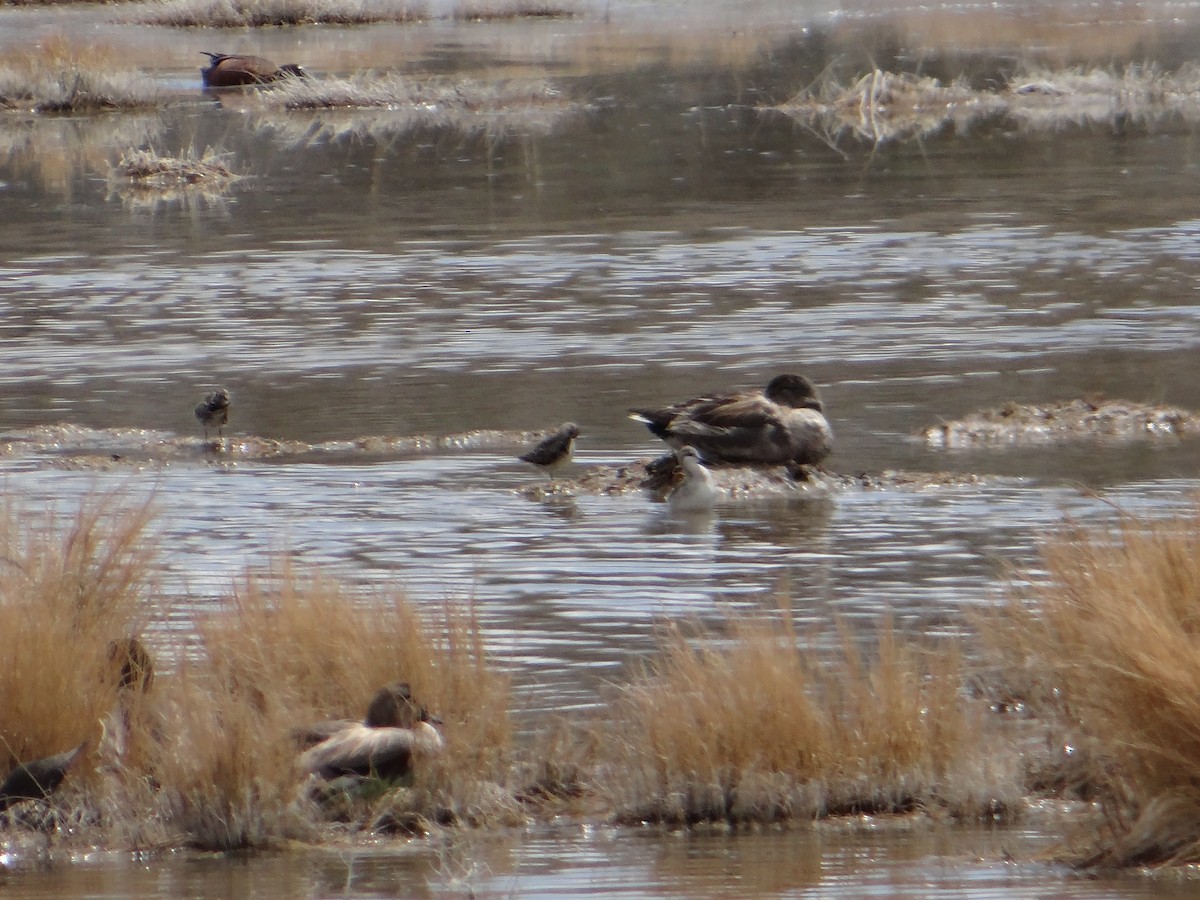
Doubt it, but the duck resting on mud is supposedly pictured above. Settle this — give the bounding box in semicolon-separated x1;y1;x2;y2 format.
200;52;307;88
629;373;833;466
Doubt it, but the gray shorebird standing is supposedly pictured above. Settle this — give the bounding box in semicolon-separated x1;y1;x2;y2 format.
629;373;833;466
519;422;580;477
200;52;307;88
667;446;720;512
194;388;230;442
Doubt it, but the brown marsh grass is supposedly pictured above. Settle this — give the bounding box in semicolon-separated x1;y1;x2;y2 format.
247;74;579;144
128;0;572;27
0;491;158;773
107;147;240;212
774;64;1200;152
598;612;1018;827
0;36;159;113
987;497;1200;867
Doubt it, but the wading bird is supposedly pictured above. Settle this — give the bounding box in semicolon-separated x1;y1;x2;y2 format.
667;446;720;512
519;422;580;477
194;388;230;442
630;373;832;466
200;52;307;88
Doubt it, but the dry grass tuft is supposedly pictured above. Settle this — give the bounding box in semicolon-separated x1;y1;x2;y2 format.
986;497;1200;867
107;147;240;212
0;36;159;113
598;612;1017;826
248;74;580;143
128;0;573;26
774;64;1200;152
130;0;428;27
0;492;158;773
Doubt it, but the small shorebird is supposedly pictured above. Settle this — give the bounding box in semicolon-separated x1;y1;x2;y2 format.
629;373;833;466
667;446;720;512
194;388;230;442
297;681;444;782
200;52;307;88
519;422;580;477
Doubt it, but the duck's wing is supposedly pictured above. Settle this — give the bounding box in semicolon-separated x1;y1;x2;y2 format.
669;394;781;436
300;724;442;780
630;390;745;440
291;718;359;750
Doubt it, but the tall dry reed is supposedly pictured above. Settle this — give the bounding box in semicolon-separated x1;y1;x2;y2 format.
599;611;1016;826
987;498;1200;867
0;491;158;773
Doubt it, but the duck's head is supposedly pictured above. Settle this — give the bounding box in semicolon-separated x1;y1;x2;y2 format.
765;373;823;411
365;681;439;728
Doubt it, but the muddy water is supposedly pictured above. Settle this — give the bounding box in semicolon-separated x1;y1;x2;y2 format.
5;0;1200;895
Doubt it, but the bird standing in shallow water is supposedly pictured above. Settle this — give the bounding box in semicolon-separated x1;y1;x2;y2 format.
667;446;720;512
195;388;230;443
0;743;87;812
200;52;307;88
519;422;580;477
629;373;833;466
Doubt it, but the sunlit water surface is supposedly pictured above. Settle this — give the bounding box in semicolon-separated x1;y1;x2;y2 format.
4;0;1200;895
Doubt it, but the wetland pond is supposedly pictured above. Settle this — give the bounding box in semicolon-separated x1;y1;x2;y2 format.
5;0;1200;894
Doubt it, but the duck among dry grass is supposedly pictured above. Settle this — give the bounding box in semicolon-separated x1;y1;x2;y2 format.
297;681;444;781
200;52;307;88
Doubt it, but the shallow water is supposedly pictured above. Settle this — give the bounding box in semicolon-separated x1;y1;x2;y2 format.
4;0;1200;894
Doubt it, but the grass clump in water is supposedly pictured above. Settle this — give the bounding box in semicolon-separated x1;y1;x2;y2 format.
598;612;1017;827
107;147;240;212
775;63;1200;151
0;37;160;113
250;74;579;143
988;498;1200;868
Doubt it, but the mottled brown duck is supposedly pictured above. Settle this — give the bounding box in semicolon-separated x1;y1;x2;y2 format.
630;373;833;466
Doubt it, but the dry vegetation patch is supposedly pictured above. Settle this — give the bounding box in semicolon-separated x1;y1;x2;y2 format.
987;498;1200;867
107;147;240;211
0;37;159;113
0;495;514;854
598;612;1018;826
775;64;1200;150
921;397;1199;449
249;74;580;143
127;0;573;26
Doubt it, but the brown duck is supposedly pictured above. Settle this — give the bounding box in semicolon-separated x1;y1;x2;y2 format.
629;373;833;466
296;682;444;782
200;52;307;88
